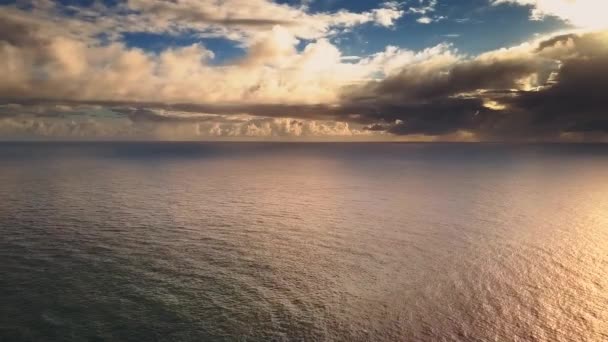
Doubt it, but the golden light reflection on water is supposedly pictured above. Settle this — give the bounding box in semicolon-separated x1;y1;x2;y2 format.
1;143;607;341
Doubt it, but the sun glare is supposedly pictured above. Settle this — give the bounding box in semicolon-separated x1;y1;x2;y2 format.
534;0;608;29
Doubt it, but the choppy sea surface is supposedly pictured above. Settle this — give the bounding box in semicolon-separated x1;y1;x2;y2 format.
1;142;607;341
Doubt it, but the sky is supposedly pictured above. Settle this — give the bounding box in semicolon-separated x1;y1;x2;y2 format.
0;0;607;141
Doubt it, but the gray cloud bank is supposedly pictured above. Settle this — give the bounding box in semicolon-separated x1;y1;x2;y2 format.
342;30;608;141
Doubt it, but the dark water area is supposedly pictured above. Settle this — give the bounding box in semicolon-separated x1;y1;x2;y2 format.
1;142;607;341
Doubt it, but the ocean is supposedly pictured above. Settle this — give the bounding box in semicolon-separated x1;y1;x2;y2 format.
1;142;607;341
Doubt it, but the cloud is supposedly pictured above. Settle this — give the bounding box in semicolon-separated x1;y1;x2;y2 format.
371;2;405;27
407;0;445;25
335;30;608;141
4;30;608;141
492;30;608;139
417;17;433;24
492;0;608;29
1;1;608;141
0;5;424;107
4;0;404;44
416;16;445;25
408;0;438;15
0;105;374;140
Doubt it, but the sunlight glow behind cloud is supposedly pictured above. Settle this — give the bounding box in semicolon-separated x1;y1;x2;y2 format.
493;0;608;29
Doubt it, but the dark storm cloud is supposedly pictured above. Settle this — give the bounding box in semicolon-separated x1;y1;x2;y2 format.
508;58;608;132
360;58;538;102
491;31;608;138
330;30;608;139
331;51;543;135
566;120;608;133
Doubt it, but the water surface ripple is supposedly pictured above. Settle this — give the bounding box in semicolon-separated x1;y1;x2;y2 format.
1;143;607;341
